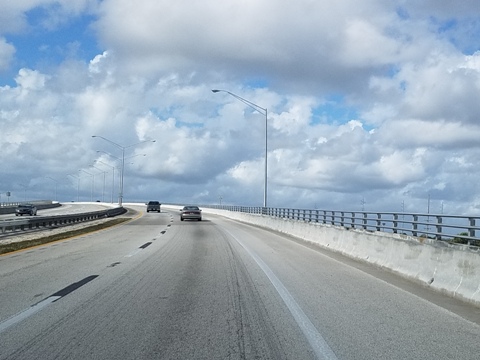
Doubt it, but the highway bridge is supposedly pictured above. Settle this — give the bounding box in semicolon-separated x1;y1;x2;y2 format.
0;203;478;359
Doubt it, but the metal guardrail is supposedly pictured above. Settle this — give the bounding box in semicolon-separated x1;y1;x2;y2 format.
0;200;61;215
204;205;480;245
0;207;126;235
0;202;22;207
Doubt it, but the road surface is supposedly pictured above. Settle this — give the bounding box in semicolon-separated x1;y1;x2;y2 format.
0;202;116;220
0;205;478;359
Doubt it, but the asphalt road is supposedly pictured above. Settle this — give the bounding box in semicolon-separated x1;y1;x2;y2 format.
0;205;479;359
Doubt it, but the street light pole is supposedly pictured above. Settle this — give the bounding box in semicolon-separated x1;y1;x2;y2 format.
96;152;145;203
94;160;114;203
19;183;27;202
212;89;268;208
92;136;155;206
46;176;58;201
67;174;80;202
92;165;106;202
79;169;94;202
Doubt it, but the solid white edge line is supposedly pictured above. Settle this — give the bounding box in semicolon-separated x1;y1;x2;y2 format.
226;229;339;360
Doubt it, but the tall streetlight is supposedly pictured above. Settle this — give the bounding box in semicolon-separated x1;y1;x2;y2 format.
96;151;146;204
91;165;106;202
46;176;58;201
79;169;94;202
212;89;268;207
96;151;146;202
94;160;115;203
67;174;80;202
18;183;27;202
92;136;155;206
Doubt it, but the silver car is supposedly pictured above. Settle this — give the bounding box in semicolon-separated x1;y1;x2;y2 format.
180;206;202;221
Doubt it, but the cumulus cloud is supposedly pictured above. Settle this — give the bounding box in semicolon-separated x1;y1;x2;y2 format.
1;0;480;214
0;38;15;71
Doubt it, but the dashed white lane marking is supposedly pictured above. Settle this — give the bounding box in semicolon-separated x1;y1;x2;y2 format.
0;275;98;334
0;296;61;334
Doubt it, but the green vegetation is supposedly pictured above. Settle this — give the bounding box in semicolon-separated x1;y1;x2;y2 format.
0;218;130;255
451;232;480;247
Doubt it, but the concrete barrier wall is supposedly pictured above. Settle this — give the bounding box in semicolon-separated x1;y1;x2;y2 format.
201;208;480;306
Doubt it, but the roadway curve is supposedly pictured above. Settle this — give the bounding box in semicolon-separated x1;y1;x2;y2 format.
0;202;117;220
0;205;478;359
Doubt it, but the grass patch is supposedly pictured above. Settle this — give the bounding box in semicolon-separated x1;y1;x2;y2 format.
0;218;130;255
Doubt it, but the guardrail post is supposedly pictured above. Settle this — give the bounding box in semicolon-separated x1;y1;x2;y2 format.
436;216;442;240
340;212;344;227
331;211;335;225
351;212;355;229
363;213;367;230
413;215;418;237
469;218;475;240
376;213;381;231
393;214;398;234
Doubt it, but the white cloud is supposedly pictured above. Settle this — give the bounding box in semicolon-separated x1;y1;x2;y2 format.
1;1;480;213
0;37;15;71
378;119;480;149
15;68;48;90
339;19;401;67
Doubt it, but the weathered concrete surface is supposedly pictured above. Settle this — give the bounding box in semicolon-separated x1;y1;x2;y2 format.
202;208;480;307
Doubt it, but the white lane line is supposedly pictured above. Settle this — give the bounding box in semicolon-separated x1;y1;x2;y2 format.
0;275;98;334
125;242;152;257
0;296;61;334
226;230;339;360
125;248;142;257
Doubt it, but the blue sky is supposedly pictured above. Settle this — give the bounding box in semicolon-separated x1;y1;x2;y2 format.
1;0;480;215
1;9;98;85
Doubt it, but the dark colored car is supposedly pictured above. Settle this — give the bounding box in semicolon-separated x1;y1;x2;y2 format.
146;201;161;212
180;206;202;221
15;204;37;216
